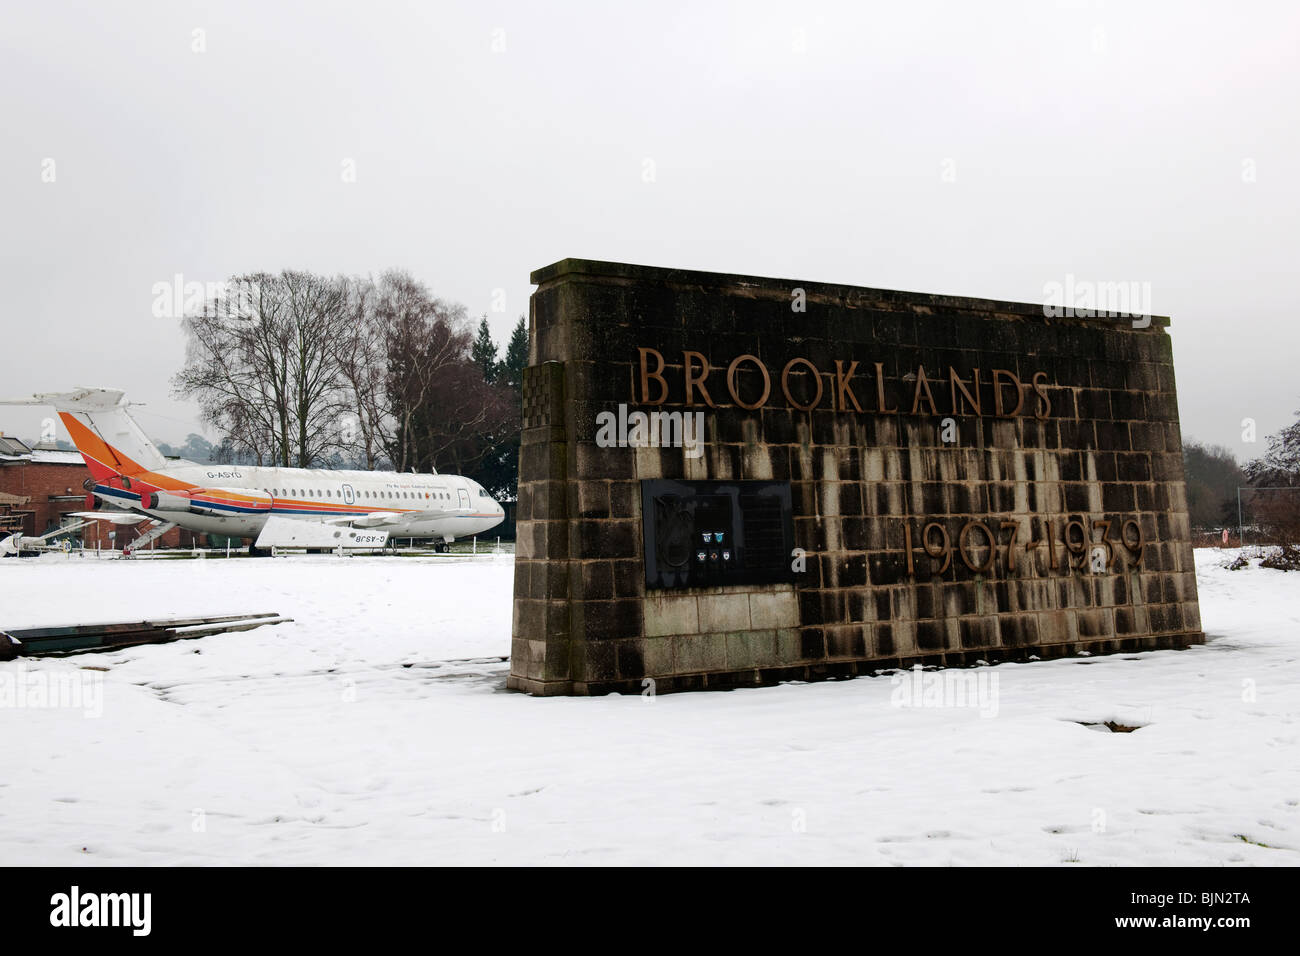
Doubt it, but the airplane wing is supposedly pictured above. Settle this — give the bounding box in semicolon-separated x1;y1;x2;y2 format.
321;511;407;528
65;512;151;526
255;516;388;549
321;508;460;528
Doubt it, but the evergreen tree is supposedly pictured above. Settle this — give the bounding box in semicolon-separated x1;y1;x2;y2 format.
467;315;529;501
502;315;529;392
471;315;499;384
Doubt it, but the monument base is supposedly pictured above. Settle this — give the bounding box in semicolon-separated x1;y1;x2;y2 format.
506;629;1207;696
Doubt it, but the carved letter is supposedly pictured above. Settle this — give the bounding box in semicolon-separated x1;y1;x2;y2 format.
1032;371;1052;420
873;362;897;413
992;369;1024;417
783;357;824;411
910;367;938;416
833;361;863;413
948;367;982;415
683;350;715;407
726;354;771;410
638;347;668;405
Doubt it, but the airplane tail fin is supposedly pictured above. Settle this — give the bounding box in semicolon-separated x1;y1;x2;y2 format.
0;387;168;479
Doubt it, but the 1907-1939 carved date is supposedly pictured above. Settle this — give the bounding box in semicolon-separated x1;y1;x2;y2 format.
904;515;1145;577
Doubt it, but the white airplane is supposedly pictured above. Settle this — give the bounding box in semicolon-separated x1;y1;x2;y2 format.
0;388;505;555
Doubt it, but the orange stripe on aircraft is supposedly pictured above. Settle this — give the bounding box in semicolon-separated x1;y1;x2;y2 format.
59;413;192;491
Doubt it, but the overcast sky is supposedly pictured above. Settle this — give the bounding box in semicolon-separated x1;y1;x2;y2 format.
2;1;1296;462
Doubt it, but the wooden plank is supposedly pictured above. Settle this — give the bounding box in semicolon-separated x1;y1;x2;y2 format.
1;613;290;658
6;613;283;640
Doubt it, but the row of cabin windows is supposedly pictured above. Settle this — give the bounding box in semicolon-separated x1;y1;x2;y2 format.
262;488;456;502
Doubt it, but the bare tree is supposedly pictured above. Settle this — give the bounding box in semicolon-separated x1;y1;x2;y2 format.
1244;410;1300;558
372;271;471;473
281;270;351;467
335;276;388;469
174;274;285;465
174;270;351;468
177;268;521;483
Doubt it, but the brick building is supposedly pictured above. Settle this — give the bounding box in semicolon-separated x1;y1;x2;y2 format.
0;434;196;549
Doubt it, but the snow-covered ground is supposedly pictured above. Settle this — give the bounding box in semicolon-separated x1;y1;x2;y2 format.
1;548;1296;866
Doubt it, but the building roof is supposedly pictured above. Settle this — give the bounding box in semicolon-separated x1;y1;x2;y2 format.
0;448;85;466
29;449;85;466
0;436;33;457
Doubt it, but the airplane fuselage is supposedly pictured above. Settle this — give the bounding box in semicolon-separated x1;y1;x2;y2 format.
92;461;506;542
0;388;507;550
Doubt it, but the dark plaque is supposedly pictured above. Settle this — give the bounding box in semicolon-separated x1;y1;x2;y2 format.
641;479;794;590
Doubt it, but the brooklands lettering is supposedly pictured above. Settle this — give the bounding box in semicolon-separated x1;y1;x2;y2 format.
636;348;1052;419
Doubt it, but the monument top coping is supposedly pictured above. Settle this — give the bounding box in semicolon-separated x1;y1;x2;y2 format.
530;258;1171;328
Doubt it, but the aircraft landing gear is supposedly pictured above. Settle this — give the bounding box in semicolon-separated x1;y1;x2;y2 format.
434;540;450;554
248;543;268;557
